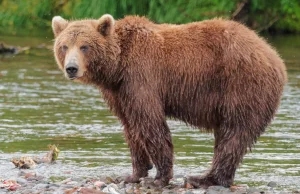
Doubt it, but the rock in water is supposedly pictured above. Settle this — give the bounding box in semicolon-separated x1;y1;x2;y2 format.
267;181;277;188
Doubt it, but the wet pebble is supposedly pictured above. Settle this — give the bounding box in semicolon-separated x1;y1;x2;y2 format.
247;187;262;194
48;183;60;187
174;174;185;179
44;192;57;194
27;176;44;182
71;177;83;182
268;181;277;188
61;178;72;184
117;181;125;189
16;177;27;185
64;187;78;194
87;184;95;190
20;189;35;194
66;181;79;185
48;186;60;191
105;176;115;184
184;191;195;194
169;178;184;186
190;190;206;194
162;190;181;194
24;172;36;179
206;186;230;194
125;188;135;194
94;181;106;188
32;183;49;190
60;184;76;190
102;183;121;194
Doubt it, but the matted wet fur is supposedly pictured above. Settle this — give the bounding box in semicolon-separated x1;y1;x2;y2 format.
52;14;287;188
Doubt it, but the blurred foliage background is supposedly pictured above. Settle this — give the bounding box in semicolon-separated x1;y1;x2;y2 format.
0;0;300;34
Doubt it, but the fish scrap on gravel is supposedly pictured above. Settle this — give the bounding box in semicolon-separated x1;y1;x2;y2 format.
11;144;60;169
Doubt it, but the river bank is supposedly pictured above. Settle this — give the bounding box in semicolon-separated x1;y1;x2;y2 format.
0;167;293;194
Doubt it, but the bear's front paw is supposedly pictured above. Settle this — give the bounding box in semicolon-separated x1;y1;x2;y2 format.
185;175;217;189
124;174;143;183
153;178;169;188
140;177;169;189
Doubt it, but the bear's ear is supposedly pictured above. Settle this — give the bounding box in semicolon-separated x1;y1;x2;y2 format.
97;14;115;36
52;16;68;37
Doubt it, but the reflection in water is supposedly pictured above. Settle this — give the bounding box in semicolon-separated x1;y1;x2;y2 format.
0;35;299;191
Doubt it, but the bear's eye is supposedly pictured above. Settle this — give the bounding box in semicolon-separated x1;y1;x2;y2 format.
80;45;89;53
61;45;68;52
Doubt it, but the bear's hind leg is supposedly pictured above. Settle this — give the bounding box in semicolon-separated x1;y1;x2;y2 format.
188;127;257;188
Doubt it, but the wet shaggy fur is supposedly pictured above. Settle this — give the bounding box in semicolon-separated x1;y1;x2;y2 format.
52;15;287;188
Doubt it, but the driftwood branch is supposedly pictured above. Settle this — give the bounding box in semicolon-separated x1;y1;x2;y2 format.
231;0;250;20
0;43;17;54
231;0;281;32
257;16;280;32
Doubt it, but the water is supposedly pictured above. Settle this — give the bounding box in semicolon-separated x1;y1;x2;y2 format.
0;33;299;191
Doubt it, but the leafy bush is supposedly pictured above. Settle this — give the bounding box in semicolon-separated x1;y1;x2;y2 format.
0;0;299;33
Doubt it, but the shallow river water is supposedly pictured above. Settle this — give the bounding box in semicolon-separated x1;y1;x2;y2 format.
0;33;300;191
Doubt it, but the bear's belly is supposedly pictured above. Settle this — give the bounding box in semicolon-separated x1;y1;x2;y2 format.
164;94;221;130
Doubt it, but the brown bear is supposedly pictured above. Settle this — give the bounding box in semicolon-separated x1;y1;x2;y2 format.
52;14;287;188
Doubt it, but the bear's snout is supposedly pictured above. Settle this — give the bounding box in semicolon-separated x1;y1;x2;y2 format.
65;63;78;79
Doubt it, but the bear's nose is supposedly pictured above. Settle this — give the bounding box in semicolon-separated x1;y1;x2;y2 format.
65;63;78;75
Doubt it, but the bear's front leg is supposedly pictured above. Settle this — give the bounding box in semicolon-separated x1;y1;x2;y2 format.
123;125;153;183
100;87;154;183
126;121;174;188
125;122;173;188
119;85;174;188
143;121;174;187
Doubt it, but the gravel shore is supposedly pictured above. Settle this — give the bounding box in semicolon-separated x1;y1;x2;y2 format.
1;169;297;194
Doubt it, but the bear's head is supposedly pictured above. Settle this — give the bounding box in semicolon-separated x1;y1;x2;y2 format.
52;14;121;86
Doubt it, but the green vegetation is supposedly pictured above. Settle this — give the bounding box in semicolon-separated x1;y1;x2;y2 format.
0;0;300;33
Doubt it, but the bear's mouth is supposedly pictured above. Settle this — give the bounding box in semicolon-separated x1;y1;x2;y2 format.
66;71;86;81
69;76;77;80
68;75;84;80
